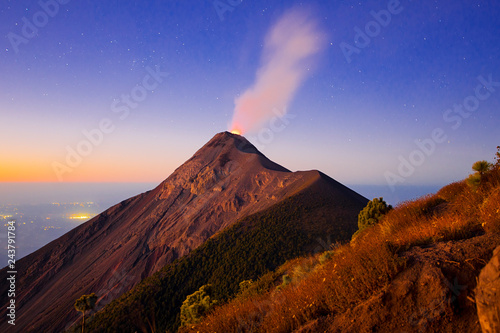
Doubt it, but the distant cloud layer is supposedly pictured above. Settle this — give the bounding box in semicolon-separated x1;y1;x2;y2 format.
230;8;325;134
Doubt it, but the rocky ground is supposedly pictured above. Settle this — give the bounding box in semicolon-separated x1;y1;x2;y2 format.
294;232;500;333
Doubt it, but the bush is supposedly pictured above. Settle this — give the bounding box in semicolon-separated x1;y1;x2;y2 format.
467;173;482;188
495;146;500;168
276;274;292;291
238;280;253;295
358;197;392;231
318;250;334;264
468;160;493;189
180;285;217;327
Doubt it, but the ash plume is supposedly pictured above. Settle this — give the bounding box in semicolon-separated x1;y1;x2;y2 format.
230;8;325;135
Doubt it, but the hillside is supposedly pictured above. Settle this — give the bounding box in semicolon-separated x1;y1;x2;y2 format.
0;132;367;332
184;156;500;332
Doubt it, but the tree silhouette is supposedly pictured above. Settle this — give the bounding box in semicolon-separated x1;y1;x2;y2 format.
74;293;98;333
468;160;493;188
472;160;492;177
495;146;500;169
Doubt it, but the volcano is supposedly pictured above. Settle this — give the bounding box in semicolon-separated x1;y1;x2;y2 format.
0;132;367;332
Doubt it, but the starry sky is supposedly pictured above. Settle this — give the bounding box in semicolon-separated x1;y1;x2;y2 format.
1;1;499;193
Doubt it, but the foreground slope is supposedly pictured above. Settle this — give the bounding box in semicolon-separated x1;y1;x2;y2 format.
0;132;367;332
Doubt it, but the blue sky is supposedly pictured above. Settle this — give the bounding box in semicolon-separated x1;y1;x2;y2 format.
1;0;499;192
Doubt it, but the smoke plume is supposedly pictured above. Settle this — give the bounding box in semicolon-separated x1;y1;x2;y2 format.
230;8;325;135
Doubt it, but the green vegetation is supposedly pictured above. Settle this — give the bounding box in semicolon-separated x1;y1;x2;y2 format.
276;274;292;291
234;267;287;300
74;293;97;333
495;146;500;168
318;250;334;264
467;173;481;188
468;160;493;188
473;160;493;176
358;197;392;230
237;280;254;295
353;197;392;240
85;185;359;333
180;285;217;327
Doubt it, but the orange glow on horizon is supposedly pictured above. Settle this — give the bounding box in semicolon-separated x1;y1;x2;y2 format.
0;159;170;183
0;162;53;182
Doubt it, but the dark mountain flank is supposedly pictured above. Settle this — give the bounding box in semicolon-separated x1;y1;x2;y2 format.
0;132;367;332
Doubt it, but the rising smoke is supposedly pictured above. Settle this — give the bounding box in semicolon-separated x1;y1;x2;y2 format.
230;8;325;135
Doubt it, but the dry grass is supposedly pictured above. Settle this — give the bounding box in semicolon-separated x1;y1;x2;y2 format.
481;187;500;233
382;168;500;249
186;232;403;333
181;294;271;333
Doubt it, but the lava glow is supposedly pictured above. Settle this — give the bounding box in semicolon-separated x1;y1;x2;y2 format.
230;129;242;135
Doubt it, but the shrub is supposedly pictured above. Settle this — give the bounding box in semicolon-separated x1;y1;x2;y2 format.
483;166;500;192
467;173;482;188
495;146;500;168
468;160;493;189
358;197;392;231
318;250;334;264
180;285;217;327
238;280;254;295
276;274;292;291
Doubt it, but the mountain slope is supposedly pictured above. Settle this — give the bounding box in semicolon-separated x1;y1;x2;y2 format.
0;132;367;332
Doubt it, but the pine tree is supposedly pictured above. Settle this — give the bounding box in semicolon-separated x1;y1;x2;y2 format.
472;160;492;177
468;160;493;188
357;197;392;231
74;293;98;333
495;146;500;168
